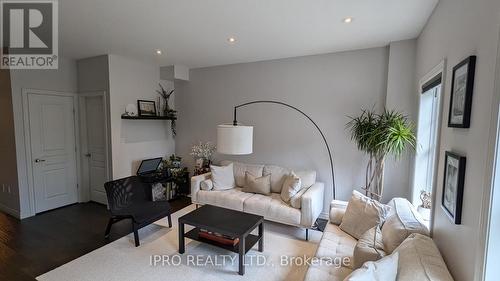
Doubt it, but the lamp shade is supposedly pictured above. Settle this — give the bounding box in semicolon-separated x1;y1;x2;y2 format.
217;125;253;155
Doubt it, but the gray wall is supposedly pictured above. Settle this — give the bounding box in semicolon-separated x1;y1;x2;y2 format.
415;0;500;280
108;54;175;179
0;69;20;217
384;40;417;202
176;46;394;215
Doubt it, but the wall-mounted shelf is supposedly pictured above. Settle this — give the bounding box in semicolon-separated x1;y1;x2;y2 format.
121;115;177;120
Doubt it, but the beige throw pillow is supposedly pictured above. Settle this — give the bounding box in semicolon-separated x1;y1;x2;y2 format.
220;161;264;187
280;172;302;203
210;163;235;190
382;198;430;253
289;185;310;209
339;190;391;239
343;252;399;281
392;234;454;281
242;172;271;195
353;225;387;269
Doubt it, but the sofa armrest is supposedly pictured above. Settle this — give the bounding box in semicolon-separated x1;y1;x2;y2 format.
190;172;211;203
300;182;324;227
330;199;348;225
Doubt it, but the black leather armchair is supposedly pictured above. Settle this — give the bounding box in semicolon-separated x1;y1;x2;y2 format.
104;176;172;247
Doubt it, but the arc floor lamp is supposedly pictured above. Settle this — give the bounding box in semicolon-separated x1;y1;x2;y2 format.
216;100;336;199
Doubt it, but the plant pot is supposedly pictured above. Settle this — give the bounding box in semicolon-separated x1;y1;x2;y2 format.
417;206;431;221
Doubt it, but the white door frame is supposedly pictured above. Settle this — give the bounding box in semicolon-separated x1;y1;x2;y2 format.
78;91;111;203
22;88;81;217
413;59;446;236
475;26;500;281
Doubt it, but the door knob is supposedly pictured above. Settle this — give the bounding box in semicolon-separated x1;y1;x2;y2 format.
34;159;46;163
85;153;91;158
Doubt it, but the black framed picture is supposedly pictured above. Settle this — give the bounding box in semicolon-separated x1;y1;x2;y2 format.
442;151;466;224
137;100;157;116
448;56;476;128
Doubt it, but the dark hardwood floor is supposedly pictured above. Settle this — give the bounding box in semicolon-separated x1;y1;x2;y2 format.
0;197;191;281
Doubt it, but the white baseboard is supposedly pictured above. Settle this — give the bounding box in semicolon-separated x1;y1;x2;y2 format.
319;211;329;220
0;203;21;219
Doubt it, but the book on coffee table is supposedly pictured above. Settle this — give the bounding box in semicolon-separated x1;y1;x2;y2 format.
199;229;240;246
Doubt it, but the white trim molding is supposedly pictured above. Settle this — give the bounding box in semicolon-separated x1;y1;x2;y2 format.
21;88;81;218
412;59;446;237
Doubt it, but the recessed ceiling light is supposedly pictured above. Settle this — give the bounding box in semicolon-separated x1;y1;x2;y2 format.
227;37;237;44
155;49;162;55
343;17;353;23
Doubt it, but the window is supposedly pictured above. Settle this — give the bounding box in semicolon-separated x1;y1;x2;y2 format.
412;74;442;224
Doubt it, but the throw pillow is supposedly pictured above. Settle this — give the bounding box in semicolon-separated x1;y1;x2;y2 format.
392;234;454;281
339;190;391;239
220;160;264;187
343;252;399;281
200;179;213;191
242;172;271;195
294;170;316;188
280;172;302;203
353;225;387;269
210;163;235;190
264;165;292;193
382;198;430;253
289;185;310;209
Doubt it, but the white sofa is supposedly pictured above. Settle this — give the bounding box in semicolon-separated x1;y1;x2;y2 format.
304;197;455;281
191;161;325;236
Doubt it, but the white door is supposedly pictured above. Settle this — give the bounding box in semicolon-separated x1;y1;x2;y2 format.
28;93;78;213
84;96;108;204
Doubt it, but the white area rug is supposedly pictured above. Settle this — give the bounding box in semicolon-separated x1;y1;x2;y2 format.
37;204;321;281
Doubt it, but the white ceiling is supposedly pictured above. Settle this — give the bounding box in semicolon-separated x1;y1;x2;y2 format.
60;0;438;68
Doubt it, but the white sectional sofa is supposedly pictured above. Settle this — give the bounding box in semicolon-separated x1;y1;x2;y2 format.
304;197;455;281
191;161;325;237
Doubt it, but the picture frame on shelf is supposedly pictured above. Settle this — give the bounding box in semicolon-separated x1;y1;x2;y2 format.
442;151;466;224
137;100;157;117
448;55;476;128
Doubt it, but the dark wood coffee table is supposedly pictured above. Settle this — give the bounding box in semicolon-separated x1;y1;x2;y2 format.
178;205;264;275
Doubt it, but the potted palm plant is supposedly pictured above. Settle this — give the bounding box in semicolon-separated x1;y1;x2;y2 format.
346;109;416;201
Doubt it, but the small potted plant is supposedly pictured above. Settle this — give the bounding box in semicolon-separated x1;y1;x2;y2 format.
169;154;182;168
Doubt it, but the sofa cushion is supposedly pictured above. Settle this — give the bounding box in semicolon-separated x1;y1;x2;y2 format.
303;223;356;281
210;163;235;190
221;161;264;187
295;170;317;188
353;226;386;269
316;223;357;262
330;200;348;225
340;191;391;239
344;252;398;281
197;188;253;211
304;264;353;281
280;172;302;203
263;165;291;193
393;233;454;281
244;193;301;226
382;198;429;253
242;172;271;195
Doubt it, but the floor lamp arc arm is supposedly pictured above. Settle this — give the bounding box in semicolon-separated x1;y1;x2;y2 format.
232;100;336;199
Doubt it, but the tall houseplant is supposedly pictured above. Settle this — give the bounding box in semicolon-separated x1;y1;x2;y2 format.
346;109;416;201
